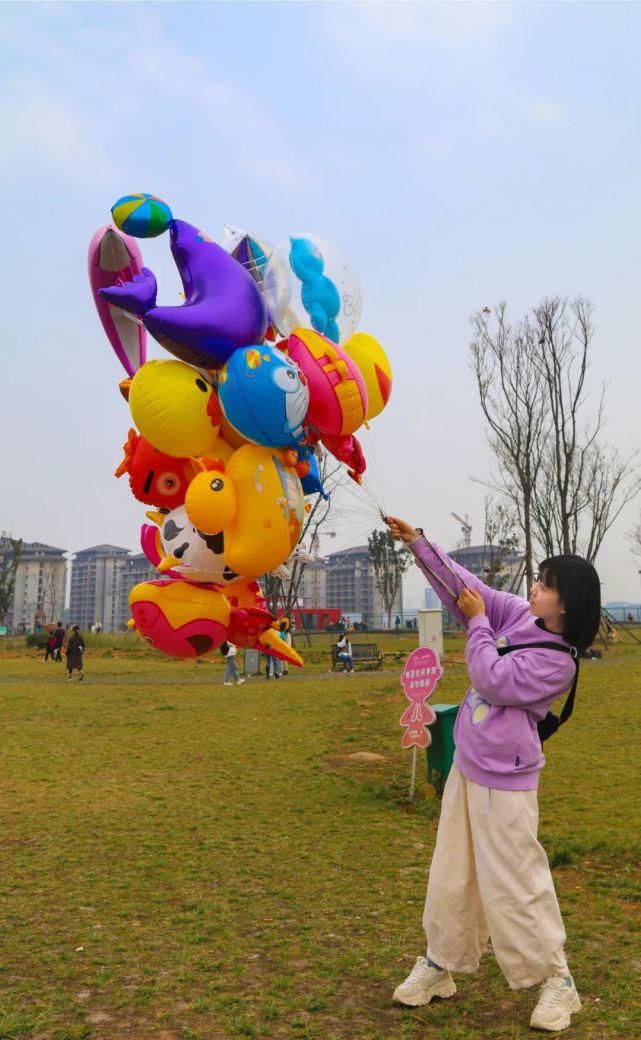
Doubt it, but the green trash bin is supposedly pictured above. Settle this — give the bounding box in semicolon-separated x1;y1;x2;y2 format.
426;704;459;796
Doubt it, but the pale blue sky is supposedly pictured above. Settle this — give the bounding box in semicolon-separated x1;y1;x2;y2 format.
2;2;640;604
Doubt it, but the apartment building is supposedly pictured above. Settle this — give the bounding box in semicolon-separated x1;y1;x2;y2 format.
325;544;403;624
0;539;67;631
69;544;132;631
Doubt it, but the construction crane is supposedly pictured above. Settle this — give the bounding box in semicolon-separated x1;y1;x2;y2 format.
451;512;472;548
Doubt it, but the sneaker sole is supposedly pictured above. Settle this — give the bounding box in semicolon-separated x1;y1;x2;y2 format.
530;993;581;1031
392;977;457;1007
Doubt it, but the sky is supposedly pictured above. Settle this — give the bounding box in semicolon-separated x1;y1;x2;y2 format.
1;1;641;607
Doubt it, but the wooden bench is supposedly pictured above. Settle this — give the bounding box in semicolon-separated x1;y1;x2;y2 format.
331;642;383;671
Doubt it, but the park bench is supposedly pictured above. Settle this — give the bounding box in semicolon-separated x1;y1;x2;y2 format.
331;642;383;671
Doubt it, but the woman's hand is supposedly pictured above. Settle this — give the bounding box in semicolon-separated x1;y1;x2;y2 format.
385;516;420;544
456;588;486;619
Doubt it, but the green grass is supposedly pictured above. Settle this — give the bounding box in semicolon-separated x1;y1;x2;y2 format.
0;635;639;1038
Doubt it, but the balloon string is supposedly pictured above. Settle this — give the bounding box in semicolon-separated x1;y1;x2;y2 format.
342;472;384;513
322;523;381;575
327;470;377;509
333;484;380;515
359;422;388;517
330;506;381;521
330;478;382;519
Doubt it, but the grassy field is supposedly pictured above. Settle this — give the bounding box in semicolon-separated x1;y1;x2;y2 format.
1;632;640;1040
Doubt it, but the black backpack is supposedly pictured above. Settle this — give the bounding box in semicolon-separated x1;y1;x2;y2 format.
497;641;579;742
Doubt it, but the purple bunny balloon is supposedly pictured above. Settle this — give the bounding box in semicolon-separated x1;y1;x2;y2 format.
99;219;268;368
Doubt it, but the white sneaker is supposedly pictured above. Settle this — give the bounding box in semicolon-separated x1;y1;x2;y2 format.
530;976;581;1031
223;682;233;686
392;956;456;1007
236;678;245;685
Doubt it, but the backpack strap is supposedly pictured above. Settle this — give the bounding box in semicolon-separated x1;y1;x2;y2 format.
497;640;579;741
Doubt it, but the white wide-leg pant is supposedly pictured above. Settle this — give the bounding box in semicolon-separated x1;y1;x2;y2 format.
423;765;569;989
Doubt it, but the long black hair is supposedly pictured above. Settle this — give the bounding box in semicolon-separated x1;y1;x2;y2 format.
538;555;601;650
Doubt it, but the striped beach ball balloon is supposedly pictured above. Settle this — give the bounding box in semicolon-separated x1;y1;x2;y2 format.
111;194;173;238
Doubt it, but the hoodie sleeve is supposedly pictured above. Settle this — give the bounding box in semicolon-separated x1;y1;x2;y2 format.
410;537;529;631
465;615;575;709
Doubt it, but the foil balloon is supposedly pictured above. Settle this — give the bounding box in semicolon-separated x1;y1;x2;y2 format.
223;225;272;289
129;577;304;664
88;225;146;377
129;579;232;658
322;432;366;482
299;448;328;499
263;234;362;344
111;193;173;238
218;344;309;448
115;429;200;508
144;505;245;585
100;196;268;368
126;359;221;458
286;328;368;437
343;332;393;421
184;446;306;577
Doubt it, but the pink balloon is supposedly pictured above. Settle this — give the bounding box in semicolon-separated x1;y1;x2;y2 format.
286;328;367;436
88;224;146;376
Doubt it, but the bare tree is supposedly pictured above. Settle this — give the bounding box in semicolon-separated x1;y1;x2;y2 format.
41;565;62;624
368;528;411;628
529;298;641;561
472;298;641;579
626;513;641;564
482;497;520;590
470;304;548;589
0;535;23;626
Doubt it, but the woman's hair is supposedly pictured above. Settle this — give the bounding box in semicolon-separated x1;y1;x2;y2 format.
538;555;601;650
72;625;80;633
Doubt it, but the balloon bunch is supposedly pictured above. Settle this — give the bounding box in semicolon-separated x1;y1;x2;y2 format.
88;194;393;663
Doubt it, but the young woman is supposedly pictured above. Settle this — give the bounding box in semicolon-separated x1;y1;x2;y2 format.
335;634;354;674
386;517;601;1033
222;642;245;686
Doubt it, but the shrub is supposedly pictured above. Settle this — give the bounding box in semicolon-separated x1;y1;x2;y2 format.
26;632;50;650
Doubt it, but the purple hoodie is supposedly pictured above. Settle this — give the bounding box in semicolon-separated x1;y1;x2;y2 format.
411;537;576;791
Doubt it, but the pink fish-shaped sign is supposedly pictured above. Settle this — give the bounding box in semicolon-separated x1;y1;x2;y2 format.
399;646;443;750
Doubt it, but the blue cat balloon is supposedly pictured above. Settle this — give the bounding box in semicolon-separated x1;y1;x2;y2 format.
218;344;310;449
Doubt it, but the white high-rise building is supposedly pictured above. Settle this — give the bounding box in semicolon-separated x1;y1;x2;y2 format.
325;545;403;625
69;544;132;632
297;558;328;610
0;539;67;632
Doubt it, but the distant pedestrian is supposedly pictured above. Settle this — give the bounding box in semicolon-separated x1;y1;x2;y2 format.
395;615;401;631
221;642;245;686
53;621;66;662
44;632;56;662
66;626;85;681
278;618;292;675
263;650;282;679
